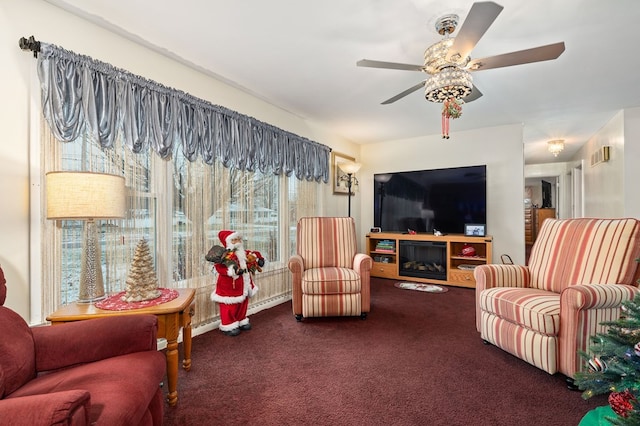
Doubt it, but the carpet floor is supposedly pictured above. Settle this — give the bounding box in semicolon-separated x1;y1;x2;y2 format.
163;278;606;425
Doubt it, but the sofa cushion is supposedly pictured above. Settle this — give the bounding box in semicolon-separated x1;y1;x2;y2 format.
7;350;166;425
302;267;361;294
297;217;357;269
480;310;559;374
479;287;560;336
301;293;362;317
528;218;640;293
0;307;36;397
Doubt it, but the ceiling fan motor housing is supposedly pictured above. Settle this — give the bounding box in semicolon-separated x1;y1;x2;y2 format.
436;14;459;36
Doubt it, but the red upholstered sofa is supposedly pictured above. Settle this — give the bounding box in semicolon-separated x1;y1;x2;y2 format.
0;268;166;425
475;218;640;382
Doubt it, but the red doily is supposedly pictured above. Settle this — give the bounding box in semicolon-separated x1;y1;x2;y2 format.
95;288;179;311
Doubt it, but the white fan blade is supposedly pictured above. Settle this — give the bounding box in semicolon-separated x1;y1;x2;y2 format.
446;2;504;62
357;59;424;72
382;81;427;104
467;42;565;71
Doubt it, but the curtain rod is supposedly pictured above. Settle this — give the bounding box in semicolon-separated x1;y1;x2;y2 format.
19;36;41;58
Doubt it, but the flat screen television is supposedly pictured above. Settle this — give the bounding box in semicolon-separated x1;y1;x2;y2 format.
373;165;486;234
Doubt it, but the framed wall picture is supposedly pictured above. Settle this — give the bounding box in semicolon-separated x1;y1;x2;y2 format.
464;223;486;237
332;151;356;195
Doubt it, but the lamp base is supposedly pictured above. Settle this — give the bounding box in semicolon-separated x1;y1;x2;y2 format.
77;293;106;304
78;219;106;303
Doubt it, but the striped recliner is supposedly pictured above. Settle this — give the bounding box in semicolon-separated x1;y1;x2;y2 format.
475;218;640;379
288;217;372;320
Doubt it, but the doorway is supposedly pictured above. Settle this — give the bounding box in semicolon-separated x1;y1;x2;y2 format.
524;176;559;263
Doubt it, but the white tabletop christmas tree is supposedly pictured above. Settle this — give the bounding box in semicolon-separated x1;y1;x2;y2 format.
122;238;161;302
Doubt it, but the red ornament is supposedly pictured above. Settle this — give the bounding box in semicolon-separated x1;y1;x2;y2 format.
461;244;476;257
609;389;637;418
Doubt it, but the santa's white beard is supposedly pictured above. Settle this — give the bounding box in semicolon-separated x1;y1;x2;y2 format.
228;241;243;251
229;242;247;269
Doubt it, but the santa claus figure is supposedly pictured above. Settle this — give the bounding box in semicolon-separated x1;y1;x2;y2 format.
210;230;265;336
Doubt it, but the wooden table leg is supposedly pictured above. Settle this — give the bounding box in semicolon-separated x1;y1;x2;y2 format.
165;337;179;406
182;303;195;371
164;313;180;407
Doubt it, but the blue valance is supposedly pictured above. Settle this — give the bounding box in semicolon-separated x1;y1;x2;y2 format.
36;42;330;183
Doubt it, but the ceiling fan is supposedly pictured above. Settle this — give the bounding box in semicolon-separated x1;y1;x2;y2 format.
357;1;565;105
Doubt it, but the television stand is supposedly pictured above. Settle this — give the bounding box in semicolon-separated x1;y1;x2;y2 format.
366;232;493;288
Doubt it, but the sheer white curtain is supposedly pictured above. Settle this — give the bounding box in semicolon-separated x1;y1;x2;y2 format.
39;116;162;317
39;120;321;327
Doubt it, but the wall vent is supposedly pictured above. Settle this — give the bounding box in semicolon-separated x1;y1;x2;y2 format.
590;146;610;167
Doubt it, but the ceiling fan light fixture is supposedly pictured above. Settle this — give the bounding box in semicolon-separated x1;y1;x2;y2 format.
424;67;473;102
547;139;565;157
423;39;469;74
357;1;564;108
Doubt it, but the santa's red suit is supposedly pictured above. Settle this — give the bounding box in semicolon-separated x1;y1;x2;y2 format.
210;230;264;336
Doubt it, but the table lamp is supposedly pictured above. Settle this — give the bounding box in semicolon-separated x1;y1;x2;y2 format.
46;171;126;303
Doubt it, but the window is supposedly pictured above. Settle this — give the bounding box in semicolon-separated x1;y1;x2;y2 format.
39;124;320;325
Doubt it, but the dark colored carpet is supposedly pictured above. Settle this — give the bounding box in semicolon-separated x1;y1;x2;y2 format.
163;278;606;425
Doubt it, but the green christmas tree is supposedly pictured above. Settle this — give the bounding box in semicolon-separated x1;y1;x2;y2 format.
575;293;640;424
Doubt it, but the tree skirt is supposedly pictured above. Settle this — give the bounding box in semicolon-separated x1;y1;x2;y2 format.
95;288;179;311
394;282;448;293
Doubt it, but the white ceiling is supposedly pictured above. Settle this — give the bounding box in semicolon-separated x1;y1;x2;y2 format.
44;0;640;164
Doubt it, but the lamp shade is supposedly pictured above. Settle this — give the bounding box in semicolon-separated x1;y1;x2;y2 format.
46;171;126;220
338;162;362;175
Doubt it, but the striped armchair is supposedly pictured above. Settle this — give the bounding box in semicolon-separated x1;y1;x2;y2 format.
288;217;372;321
475;218;640;381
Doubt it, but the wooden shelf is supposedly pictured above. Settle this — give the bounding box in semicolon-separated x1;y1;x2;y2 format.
366;232;493;289
450;256;487;261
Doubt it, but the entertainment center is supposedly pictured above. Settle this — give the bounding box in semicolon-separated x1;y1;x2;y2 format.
367;232;493;288
370;164;491;287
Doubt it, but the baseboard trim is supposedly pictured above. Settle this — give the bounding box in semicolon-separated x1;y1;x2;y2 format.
157;294;290;349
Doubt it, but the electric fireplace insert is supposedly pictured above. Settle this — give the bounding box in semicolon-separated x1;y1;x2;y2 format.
399;240;447;280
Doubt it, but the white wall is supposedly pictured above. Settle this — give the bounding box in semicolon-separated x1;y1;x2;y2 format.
623;108;640;218
567;107;640;220
359;124;526;265
1;0;37;319
525;108;640;222
577;111;625;217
